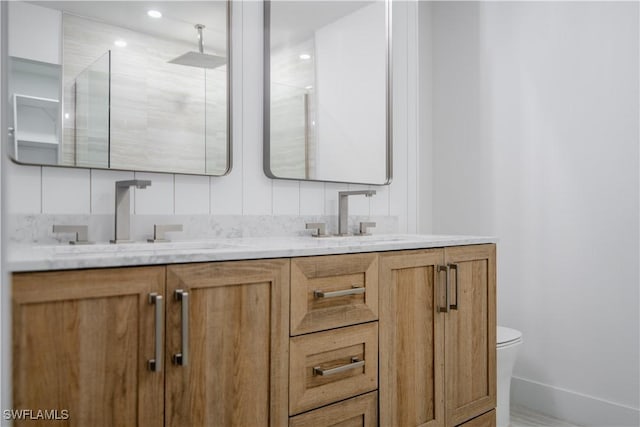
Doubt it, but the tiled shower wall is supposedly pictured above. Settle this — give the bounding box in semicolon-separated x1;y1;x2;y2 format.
6;1;421;239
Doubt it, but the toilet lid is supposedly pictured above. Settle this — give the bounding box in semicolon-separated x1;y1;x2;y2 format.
497;326;522;346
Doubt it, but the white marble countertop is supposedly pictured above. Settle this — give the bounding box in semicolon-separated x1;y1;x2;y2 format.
8;234;498;272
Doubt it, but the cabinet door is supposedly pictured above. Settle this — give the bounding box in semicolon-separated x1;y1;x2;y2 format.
444;245;496;426
12;267;165;427
165;259;289;427
379;249;445;427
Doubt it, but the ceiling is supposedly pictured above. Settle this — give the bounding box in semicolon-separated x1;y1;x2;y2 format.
269;1;373;49
30;1;227;51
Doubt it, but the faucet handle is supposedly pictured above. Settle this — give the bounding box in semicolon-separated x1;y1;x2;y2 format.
148;224;183;243
306;222;329;237
357;221;376;236
52;225;93;245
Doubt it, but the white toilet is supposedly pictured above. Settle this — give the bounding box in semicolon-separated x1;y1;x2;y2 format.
497;326;523;427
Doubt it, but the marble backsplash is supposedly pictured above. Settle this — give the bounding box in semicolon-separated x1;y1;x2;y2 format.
9;214;399;245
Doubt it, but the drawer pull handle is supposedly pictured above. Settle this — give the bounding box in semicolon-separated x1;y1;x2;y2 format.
147;293;163;372
173;289;189;366
438;265;450;313
313;357;365;376
313;286;365;299
449;263;459;310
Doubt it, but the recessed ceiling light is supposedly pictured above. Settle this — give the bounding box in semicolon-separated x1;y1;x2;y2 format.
147;10;162;18
64;113;70;119
114;39;127;48
299;53;311;60
305;85;313;90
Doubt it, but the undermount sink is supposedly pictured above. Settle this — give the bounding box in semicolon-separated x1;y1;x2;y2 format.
51;240;243;256
316;234;412;244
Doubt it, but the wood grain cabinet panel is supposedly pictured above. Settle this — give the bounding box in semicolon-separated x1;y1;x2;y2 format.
444;245;496;426
290;253;378;335
165;259;289;427
379;244;497;427
12;267;165;427
289;322;378;415
458;410;495;427
289;391;378;427
379;249;445;427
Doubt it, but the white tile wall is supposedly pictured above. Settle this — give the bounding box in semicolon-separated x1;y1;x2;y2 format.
5;0;421;233
7;161;40;214
299;181;324;215
175;175;210;215
272;180;300;215
41;167;90;214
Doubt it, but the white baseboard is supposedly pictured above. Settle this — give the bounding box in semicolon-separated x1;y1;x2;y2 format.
511;377;639;427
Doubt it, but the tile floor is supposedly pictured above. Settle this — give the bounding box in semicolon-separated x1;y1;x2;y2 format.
511;406;582;427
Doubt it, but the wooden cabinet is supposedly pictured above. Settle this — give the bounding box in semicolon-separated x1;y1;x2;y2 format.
12;244;494;427
444;245;497;426
379;244;496;427
165;260;289;427
12;267;165;427
379;249;445;427
13;259;289;427
289;254;379;423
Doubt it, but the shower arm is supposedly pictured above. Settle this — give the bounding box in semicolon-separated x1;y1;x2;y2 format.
196;24;204;54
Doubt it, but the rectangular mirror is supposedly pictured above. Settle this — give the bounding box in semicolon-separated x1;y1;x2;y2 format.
6;0;230;176
264;0;392;185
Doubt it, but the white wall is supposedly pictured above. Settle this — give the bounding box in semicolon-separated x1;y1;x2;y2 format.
428;2;639;426
8;1;60;65
6;1;420;232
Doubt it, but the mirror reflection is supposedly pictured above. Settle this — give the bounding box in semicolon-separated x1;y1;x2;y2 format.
265;0;391;185
7;1;230;175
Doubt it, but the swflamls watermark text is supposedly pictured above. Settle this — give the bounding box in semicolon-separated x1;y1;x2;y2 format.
3;409;70;421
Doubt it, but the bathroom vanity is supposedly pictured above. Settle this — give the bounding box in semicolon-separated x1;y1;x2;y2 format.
10;236;496;427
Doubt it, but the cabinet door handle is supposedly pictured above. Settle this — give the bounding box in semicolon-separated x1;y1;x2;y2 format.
449;263;459;310
173;289;189;366
313;357;365;376
438;265;450;313
147;293;163;372
313;286;365;299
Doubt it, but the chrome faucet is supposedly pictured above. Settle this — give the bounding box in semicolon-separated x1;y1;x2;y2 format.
337;190;376;236
111;179;151;243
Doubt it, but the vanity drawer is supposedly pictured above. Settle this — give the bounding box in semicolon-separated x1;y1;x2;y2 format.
289;322;378;415
290;253;378;335
289;391;378;427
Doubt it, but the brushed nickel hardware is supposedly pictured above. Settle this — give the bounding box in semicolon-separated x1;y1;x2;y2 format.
147;293;163;372
313;357;365;377
111;180;151;244
313;286;365;299
305;222;328;237
148;224;183;243
357;221;377;236
52;224;93;245
173;289;189;366
438;265;450;313
338;190;376;236
449;263;459;310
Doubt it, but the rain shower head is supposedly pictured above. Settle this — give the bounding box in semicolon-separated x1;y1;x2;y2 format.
168;24;226;69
